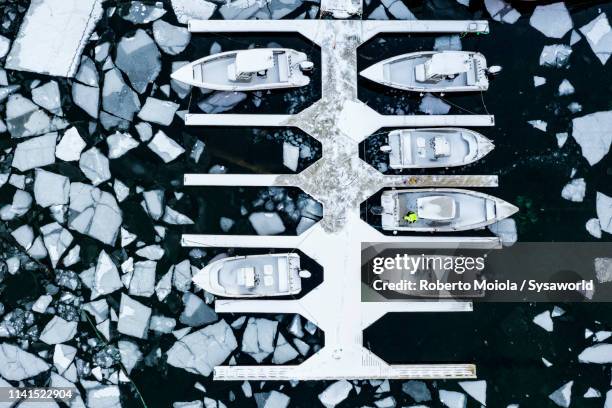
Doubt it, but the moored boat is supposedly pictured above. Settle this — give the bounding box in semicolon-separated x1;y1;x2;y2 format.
380;188;518;232
193;253;311;297
171;48;313;91
360;51;500;92
380;128;494;169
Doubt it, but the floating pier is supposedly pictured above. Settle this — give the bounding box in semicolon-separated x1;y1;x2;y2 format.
182;19;499;380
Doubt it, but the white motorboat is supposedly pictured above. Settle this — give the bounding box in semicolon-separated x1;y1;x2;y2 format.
380;188;518;232
360;51;501;93
171;48;314;91
380;128;494;169
194;253;311;298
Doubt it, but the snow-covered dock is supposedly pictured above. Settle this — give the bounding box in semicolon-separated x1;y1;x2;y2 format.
183;19;497;381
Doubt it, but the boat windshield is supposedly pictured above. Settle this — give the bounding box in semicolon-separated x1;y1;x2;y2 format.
424;52;470;79
235;49;275;75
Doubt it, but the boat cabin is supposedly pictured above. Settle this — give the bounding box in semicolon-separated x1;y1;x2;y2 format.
415;52;471;82
228;49;275;81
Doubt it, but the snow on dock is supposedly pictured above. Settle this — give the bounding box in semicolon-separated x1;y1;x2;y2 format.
5;0;104;78
183;19;497;381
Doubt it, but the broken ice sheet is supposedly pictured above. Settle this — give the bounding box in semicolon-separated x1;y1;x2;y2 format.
40;316;78;344
484;0;520;24
571;110;612;165
118;293;152;338
198;91;247;113
138;97;179;126
242;317;278;363
6;94;67;138
419;93;451;115
32;81;63;116
56;127;86;161
529;2;573;39
0;189;33;221
79;147;111;185
249;212;286;235
34;169;69;208
4;0;104;78
549;381;572;408
539;44;572;68
122;1;167;24
153;20;191;55
166;319;237;376
580;13;612;65
163;206;194;225
102;68;141;121
68;182;123;245
319;380;353;408
171;0;217;24
41;222;73;268
148;130;185;163
116;29;161;94
107;131;139;159
0;343;50;380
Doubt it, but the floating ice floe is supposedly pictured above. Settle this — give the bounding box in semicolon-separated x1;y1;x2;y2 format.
586;218;602;238
148;130;185;163
139;97;179;126
561;178;585;202
102;68;142;123
6;94;67;138
242;317;278;362
257;391;290;408
567;102;582;114
558;79;575;96
12;132;57;171
166;319;237;376
484;0;520;24
595;258;612;283
579;343;612;363
34;169;69;208
272;333;299;364
528;120;547;132
150;315;176;333
41;222;73;268
80;147;111;185
434;35;462;51
381;0;416;20
580;13;612;65
122;1;167;24
171;0;217;24
368;5;388;20
556;132;568;148
283;142;300;171
439;390;466;408
0;343;50;380
249;212;286;235
539;44;572;68
32;81;63;116
119;340;142;374
107;131;139;159
87;385;121;408
458;381;486;406
1;190;32;221
153;20;191;55
529;2;573;39
5;0;103;77
419;94;451;115
173;260;194;291
118;294;152;339
584;388;601;398
40;316;78;344
128;261;157;297
549;381;573;408
56;127;86;162
68;183;122;245
571;110;612;165
163;206;195;225
86;251;122;299
116;29;161;94
0;35;9;58
319;380;353;408
136;245;164;260
143;190;165;220
402;380;431;402
487;218;517;246
73;57;100;119
198;91;247;113
596;192;612;234
180;292;217;326
533;76;546;87
533;310;553;332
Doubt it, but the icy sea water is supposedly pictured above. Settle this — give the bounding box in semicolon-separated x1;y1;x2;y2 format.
0;0;611;407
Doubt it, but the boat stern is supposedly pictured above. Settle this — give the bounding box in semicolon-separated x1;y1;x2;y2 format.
360;62;384;84
380;191;398;230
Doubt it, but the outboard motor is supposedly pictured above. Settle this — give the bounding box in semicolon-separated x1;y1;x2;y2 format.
487;65;502;76
379;145;392;153
299;61;314;73
298;270;312;279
